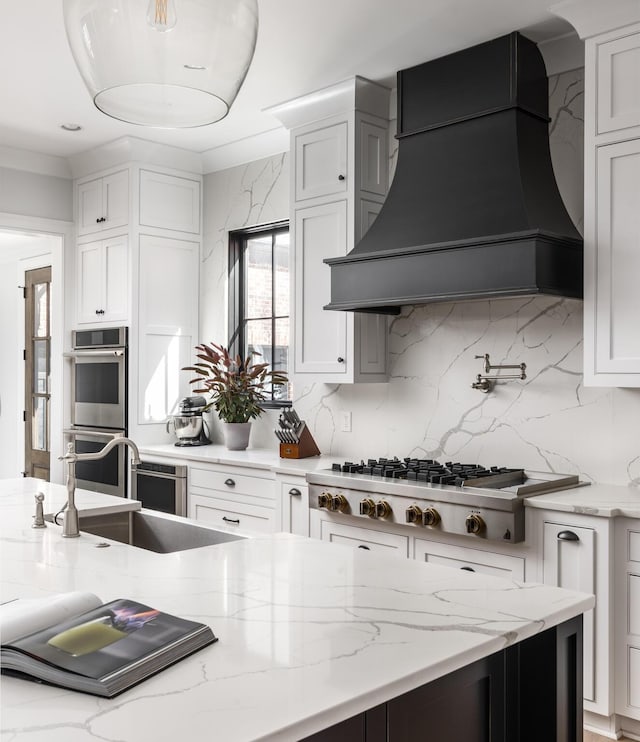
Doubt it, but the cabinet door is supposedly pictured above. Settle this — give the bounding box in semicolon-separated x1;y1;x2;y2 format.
77;241;103;323
279;478;309;536
597;31;640;135
139;170;201;234
543;521;596;701
77;178;103;236
319;519;409;557
294;201;348;375
102;236;129;322
591;139;640;378
295;123;348;202
359;120;388;196
102;170;129;232
414;538;525;580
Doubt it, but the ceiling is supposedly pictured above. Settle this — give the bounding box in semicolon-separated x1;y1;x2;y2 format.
0;1;580;164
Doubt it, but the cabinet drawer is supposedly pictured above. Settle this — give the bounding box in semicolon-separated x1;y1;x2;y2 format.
320;520;409;557
188;494;275;534
190;465;274;502
414;539;525;580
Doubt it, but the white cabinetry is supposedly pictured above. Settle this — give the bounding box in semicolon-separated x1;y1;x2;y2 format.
269;77;391;383
317;518;409;557
536;510;612;717
76;236;129;324
615;519;640;722
139;169;201;234
583;24;640;386
277;474;309;536
77;169;129;236
414;538;525;580
188;464;276;534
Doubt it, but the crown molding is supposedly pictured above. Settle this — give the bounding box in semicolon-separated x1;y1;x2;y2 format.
538;31;584;74
201;127;289;173
550;0;640;39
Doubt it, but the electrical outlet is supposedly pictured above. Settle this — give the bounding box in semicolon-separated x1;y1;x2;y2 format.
340;411;352;433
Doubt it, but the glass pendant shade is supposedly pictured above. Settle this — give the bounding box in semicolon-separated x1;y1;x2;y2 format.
63;0;259;128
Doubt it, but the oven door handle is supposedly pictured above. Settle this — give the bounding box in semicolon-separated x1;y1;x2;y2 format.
133;467;186;480
63;428;124;439
64;349;125;358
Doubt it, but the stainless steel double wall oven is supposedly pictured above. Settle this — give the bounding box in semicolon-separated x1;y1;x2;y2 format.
65;327;128;497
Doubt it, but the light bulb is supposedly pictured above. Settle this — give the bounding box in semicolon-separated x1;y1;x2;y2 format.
146;0;177;31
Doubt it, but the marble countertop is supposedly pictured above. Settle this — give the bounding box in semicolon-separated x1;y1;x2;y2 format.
524;480;640;518
138;442;340;476
1;478;593;742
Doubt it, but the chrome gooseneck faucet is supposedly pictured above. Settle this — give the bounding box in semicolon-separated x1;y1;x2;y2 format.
59;436;141;538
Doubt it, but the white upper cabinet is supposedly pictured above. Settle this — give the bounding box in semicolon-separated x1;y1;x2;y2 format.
294;123;348;201
268;76;391;383
139;169;201;234
77;169;129;236
582;22;640;386
77;236;129;325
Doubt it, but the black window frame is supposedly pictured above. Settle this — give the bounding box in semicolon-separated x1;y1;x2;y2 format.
228;220;291;408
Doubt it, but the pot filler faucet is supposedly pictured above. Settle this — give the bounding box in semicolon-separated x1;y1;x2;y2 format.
58;435;141;538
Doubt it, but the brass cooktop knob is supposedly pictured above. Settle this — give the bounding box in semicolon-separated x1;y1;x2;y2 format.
375;500;392;519
359;498;376;516
405;504;423;524
318;492;332;509
328;494;349;513
422;507;441;527
465;513;485;535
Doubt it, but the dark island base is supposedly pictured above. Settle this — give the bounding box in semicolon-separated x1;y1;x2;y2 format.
305;616;582;742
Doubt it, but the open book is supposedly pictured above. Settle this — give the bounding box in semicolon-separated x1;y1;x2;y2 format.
0;592;216;697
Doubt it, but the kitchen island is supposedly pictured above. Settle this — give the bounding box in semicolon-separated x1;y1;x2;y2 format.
1;479;593;742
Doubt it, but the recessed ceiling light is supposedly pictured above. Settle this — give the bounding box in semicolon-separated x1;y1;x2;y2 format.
61;123;82;131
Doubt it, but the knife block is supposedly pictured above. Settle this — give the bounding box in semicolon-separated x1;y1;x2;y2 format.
279;425;320;459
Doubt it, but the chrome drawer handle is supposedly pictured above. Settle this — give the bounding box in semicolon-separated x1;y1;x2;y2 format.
357;544;370;550
222;516;240;524
289;488;302;497
557;530;579;542
460;566;475;572
224;478;235;487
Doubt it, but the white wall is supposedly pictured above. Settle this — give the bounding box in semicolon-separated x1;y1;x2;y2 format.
0;167;73;222
200;68;640;486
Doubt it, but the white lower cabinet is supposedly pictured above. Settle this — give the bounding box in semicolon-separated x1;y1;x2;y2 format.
536;510;613;719
277;475;309;536
187;464;276;534
414;538;525;580
615;519;640;721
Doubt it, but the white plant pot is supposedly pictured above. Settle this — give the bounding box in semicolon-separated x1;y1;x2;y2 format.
222;422;252;451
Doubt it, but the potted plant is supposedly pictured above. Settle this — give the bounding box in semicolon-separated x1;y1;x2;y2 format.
183;342;288;450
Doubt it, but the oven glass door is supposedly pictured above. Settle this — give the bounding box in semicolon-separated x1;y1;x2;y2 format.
72;352;126;429
67;429;126;497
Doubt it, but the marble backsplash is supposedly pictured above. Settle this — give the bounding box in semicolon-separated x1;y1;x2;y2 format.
201;67;640;487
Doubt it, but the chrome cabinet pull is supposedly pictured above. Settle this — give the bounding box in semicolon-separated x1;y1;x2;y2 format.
224;478;235;487
289;488;302;497
557;530;579;542
222;516;240;524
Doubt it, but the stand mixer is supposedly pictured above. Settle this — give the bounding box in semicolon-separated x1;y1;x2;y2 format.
166;396;211;446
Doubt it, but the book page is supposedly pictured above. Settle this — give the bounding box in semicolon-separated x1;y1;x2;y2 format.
0;592;102;645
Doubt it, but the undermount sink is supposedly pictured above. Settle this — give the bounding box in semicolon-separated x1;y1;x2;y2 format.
48;509;245;553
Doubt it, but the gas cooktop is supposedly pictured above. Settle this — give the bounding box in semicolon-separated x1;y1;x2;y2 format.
307;457;587;543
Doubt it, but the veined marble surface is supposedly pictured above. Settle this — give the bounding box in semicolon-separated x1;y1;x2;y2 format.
1;479;592;742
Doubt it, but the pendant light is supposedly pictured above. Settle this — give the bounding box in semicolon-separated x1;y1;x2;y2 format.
63;0;259;128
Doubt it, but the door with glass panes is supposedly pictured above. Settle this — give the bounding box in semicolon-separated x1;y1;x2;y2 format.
24;266;51;480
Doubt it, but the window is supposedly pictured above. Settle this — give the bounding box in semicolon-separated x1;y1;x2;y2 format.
229;221;291;405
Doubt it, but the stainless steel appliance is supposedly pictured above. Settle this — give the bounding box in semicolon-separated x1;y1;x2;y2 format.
67;327;127;430
132;461;187;516
166;396;211;447
307;458;588;544
64;327;128;497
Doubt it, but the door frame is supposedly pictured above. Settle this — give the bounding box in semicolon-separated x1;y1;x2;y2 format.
1;212;72;484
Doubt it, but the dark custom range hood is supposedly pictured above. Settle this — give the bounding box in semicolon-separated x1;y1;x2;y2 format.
324;32;583;315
